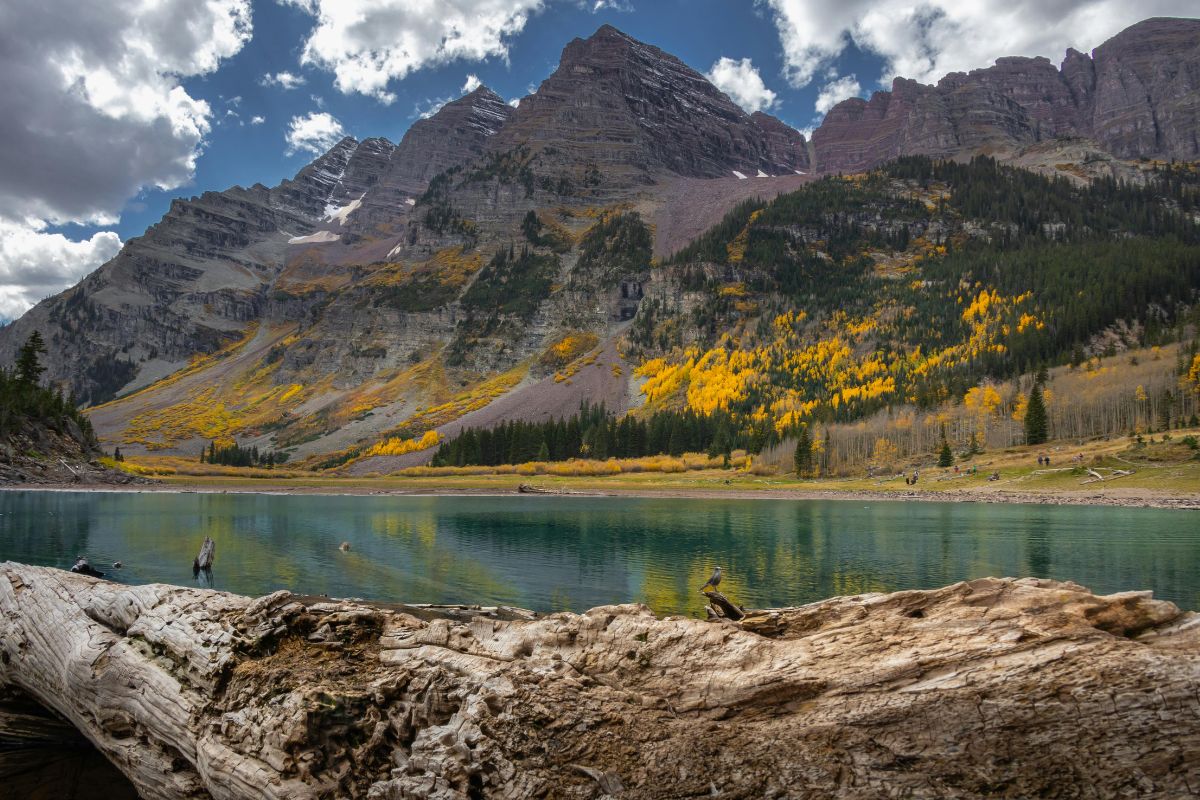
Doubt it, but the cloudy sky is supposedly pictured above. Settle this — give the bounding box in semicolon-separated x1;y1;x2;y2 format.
0;0;1195;319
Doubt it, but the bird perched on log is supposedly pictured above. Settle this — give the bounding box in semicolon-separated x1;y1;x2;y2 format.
700;566;723;592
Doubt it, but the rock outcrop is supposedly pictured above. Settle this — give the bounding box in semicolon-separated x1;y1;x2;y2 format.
812;17;1200;173
2;563;1197;799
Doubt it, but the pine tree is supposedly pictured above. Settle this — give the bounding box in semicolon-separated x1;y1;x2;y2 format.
15;331;46;386
793;424;813;477
967;432;981;456
1025;382;1049;445
537;440;549;461
938;437;953;467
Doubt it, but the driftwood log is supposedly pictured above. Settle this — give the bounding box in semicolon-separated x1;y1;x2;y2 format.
701;589;744;621
0;685;139;799
2;562;1199;799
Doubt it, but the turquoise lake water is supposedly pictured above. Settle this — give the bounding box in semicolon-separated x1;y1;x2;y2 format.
1;491;1196;614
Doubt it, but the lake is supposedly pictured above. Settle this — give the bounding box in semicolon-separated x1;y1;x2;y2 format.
1;490;1197;614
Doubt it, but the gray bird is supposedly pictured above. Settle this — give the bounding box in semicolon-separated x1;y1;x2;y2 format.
700;566;723;592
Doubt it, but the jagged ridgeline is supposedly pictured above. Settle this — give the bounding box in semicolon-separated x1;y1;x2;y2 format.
630;156;1200;443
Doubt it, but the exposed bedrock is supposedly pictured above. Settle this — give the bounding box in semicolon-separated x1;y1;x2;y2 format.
1;564;1198;799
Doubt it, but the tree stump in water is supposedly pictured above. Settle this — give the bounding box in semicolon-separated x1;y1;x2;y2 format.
2;564;1199;799
192;536;214;576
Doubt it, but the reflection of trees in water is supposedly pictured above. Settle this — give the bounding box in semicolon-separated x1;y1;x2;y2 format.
0;492;93;569
1026;525;1051;577
2;494;1198;613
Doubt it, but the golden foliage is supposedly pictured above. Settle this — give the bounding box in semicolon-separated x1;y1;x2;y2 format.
363;430;441;458
539;331;599;369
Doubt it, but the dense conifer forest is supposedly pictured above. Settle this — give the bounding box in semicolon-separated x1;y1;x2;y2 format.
435;156;1200;471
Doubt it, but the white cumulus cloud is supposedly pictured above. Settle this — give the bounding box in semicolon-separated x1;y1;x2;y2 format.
462;74;483;93
814;74;863;114
0;221;123;320
250;115;266;125
260;71;307;90
283;0;545;103
705;57;778;114
761;0;1200;89
285;111;348;156
0;0;251;317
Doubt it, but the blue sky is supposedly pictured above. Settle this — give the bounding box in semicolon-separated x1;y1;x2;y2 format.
1;0;1195;319
117;0;879;244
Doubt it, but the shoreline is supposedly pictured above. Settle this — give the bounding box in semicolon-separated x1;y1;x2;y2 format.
3;480;1197;509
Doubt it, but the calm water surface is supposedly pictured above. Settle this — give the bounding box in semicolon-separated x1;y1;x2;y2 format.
1;491;1197;614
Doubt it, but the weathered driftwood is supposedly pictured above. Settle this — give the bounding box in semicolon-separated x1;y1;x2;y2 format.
0;686;138;799
2;562;1200;799
1083;467;1135;484
69;557;104;578
516;483;581;495
701;589;744;621
192;536;215;575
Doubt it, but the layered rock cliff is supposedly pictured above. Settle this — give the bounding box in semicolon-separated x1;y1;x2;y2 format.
2;565;1198;799
812;17;1200;173
491;24;810;182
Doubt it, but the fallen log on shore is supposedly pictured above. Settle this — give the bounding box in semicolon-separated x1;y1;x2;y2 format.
1;562;1198;799
516;483;583;495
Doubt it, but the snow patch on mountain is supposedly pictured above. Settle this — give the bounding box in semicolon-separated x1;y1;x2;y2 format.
324;193;365;226
288;230;341;245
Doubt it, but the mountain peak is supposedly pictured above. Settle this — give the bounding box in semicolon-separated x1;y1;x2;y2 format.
463;84;502;101
495;21;809;180
589;23;635;42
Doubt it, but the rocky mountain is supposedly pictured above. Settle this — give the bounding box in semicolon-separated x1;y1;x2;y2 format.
0;19;1197;465
812;17;1200;173
492;24;810;182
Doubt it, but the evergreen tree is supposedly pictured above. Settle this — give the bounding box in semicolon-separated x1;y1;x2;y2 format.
15;331;46;386
793;424;813;477
967;432;981;456
938;437;953;467
521;210;542;243
1158;390;1173;432
1024;382;1049;445
537;440;549;461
